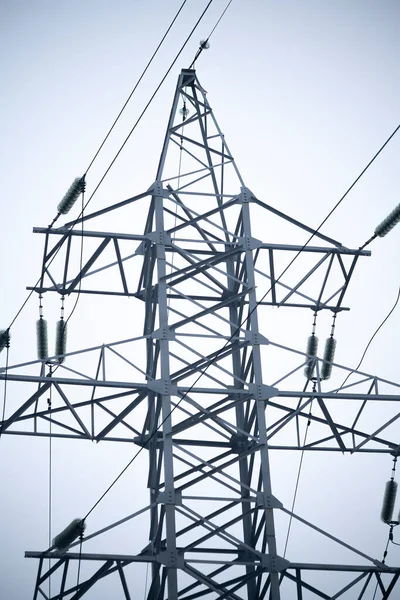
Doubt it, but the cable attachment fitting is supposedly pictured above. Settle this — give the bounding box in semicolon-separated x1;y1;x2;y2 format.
179;100;189;122
0;329;11;354
190;38;210;68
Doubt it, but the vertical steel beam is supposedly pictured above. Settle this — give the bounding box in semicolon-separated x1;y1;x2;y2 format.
154;182;178;598
240;187;281;599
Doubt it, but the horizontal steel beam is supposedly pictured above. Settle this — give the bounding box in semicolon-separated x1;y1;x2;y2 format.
0;373;399;402
25;551;400;574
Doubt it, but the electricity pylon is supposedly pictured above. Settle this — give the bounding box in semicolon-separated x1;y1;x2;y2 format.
1;68;400;599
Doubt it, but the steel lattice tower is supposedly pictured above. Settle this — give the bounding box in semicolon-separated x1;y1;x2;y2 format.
1;69;400;599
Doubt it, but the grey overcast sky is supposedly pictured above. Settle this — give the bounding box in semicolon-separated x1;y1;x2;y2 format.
1;1;400;598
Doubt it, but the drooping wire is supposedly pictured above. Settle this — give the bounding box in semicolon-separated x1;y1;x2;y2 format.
390;529;400;547
84;0;188;176
372;535;391;600
338;285;400;391
283;382;315;558
81;116;400;522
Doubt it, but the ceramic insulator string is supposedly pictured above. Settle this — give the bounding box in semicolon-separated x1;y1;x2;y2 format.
321;312;338;380
304;312;319;380
55;320;67;363
57;176;86;216
36;294;48;360
304;334;318;380
381;456;399;524
53;519;86;550
381;480;398;524
375;201;400;238
321;336;337;381
37;318;48;360
55;296;67;363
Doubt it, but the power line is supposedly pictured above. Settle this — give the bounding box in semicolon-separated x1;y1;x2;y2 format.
321;122;400;246
339;285;400;391
283;386;315;558
208;0;234;38
81;119;400;523
372;535;391;599
84;0;188;176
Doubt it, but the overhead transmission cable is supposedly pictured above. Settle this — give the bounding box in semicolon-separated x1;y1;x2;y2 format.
283;383;315;559
338;285;400;391
84;0;188;176
80;120;400;524
372;536;391;600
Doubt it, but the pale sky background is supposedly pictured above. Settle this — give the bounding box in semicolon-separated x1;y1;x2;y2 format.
1;1;400;598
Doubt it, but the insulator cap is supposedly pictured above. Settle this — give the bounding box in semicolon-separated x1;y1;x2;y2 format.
321;337;337;381
381;479;398;523
0;329;10;354
53;518;86;550
375;202;400;238
57;176;86;215
36;318;48;360
200;39;210;50
304;335;318;380
55;319;67;363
